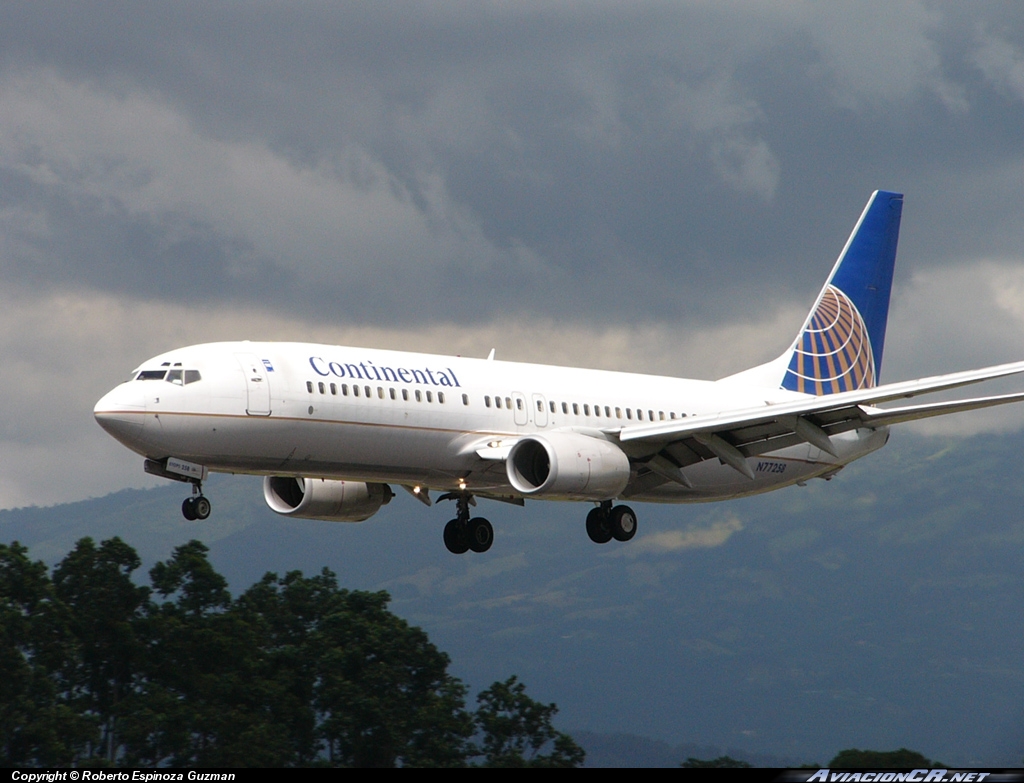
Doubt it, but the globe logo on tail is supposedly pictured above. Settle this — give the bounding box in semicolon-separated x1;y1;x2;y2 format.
783;284;876;395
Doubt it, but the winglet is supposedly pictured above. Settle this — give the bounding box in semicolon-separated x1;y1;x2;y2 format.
781;190;903;395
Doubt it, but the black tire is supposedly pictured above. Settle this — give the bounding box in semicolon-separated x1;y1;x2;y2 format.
610;504;637;542
586;507;612;544
443;518;469;554
182;497;197;521
193;496;211;520
467;518;494;553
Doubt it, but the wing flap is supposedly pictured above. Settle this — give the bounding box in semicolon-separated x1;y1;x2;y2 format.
857;392;1024;428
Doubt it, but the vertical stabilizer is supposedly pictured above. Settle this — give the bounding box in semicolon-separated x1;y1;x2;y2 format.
780;190;903;395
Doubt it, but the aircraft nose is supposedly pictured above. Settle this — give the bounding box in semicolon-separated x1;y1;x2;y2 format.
94;384;146;442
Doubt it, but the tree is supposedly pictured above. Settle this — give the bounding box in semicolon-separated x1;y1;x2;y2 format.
1;536;585;767
52;537;149;764
310;584;473;767
682;756;752;767
0;542;95;766
122;540;293;767
829;748;940;768
472;676;585;767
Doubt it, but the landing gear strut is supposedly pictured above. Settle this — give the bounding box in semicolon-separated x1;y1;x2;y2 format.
438;492;493;554
181;481;212;521
586;500;636;544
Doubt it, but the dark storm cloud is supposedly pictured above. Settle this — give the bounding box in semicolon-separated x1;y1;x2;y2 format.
4;2;1024;328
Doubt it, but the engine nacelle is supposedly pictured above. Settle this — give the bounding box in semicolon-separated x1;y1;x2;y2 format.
263;477;393;522
506;432;631;500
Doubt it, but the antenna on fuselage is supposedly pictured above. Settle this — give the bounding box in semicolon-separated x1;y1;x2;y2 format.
486;348;495;361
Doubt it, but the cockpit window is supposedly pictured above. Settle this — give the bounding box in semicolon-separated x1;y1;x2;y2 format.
161;369;202;385
136;370;167;381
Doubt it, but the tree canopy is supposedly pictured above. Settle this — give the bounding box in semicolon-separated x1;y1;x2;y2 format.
0;537;583;768
828;748;940;768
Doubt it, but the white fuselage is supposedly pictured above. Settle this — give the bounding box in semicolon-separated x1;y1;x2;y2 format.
93;341;888;504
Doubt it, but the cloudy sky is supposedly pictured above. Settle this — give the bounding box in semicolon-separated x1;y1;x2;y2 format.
4;1;1024;508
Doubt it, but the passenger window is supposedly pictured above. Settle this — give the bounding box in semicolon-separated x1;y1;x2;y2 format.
549;401;555;413
649;410;654;421
377;387;384;399
438;392;445;404
353;385;360;397
166;369;183;385
670;412;677;419
184;370;201;385
495;397;501;409
561;402;568;414
572;403;579;415
364;386;371;397
636;409;643;421
426;391;433;403
594;405;600;417
306;381;313;393
415;390;422;402
402;389;409;401
342;384;349;396
536;400;543;412
512;398;519;410
318;382;326;394
389;388;396;400
615;407;622;419
485;396;492;408
462;394;469;405
626;409;632;420
659;411;665;421
330;383;337;395
605;406;611;417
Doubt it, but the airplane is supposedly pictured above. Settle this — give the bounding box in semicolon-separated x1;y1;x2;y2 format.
94;190;1024;554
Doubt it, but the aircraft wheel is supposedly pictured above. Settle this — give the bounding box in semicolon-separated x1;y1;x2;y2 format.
182;497;197;521
586;507;612;544
609;504;637;542
443;518;469;554
467;518;494;553
193;496;212;520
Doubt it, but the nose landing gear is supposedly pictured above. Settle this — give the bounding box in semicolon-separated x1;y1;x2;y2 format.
181;483;211;521
143;458;212;521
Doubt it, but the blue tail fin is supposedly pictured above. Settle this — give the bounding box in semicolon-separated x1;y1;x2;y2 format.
781;190;903;395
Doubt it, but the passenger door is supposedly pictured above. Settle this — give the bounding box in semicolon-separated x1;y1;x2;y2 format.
235;353;271;416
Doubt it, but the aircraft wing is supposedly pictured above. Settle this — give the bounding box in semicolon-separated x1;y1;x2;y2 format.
618;361;1024;480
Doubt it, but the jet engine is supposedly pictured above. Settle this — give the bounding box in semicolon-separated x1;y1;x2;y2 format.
506;432;631;500
263;477;393;522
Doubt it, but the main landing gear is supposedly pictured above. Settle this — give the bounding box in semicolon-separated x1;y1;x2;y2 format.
586;500;637;544
438;492;493;554
181;482;212;521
